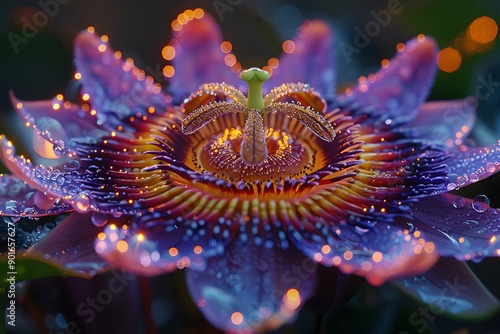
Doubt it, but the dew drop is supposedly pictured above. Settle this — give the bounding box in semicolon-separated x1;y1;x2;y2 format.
453;197;466;209
53;141;67;157
355;225;370;234
91;212;108;227
402;165;414;174
486;162;496;173
476;227;488;236
56;176;66;186
73;193;90;213
472;194;490;213
406;222;416;233
4;200;18;214
460;220;479;230
112;211;123;218
23;207;38;215
64;160;80;171
446;183;457;191
469;173;479;183
32;118;67;159
471;254;484;263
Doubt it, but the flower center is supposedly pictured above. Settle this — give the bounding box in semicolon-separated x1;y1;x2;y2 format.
181;68;335;183
197;126;313;182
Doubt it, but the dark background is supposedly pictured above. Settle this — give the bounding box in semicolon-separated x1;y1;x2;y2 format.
2;0;500;333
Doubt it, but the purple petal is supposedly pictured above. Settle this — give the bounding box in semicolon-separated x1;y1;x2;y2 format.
185;239;317;333
339;36;437;127
444;142;500;190
403;97;477;148
0;174;72;217
407;193;500;260
0;136;84;203
287;217;438;286
266;20;336;99
393;257;499;317
95;217;225;276
74;30;170;129
27;212;109;275
11;93;106;158
169;14;239;95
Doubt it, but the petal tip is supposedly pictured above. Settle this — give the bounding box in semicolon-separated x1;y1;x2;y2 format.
404;35;438;61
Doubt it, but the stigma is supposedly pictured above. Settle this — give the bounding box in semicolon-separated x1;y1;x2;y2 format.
239;68;271;164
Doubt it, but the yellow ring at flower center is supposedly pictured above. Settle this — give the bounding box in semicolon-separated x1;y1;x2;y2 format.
196;127;314;182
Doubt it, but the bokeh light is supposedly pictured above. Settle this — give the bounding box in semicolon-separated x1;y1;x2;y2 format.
437;47;462;73
161;45;175;60
468;16;498;45
282;40;295;53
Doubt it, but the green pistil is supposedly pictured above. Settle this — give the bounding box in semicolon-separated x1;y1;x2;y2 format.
240;67;270;111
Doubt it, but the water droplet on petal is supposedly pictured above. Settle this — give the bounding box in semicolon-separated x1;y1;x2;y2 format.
53;141;67;157
469;173;479;183
34;191;56;210
355;225;370;234
32;117;67;158
91;212;108;227
446;183;457;191
73;193;91;213
471;254;484;263
64;160;80;171
4;200;18;214
23;207;38;215
476;227;488;236
406;222;415;233
486;162;496;173
460;220;479;230
453;197;466;209
402;165;414;174
112;211;123;218
472;194;490;213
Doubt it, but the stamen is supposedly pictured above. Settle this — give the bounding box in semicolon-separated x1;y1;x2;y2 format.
182;101;245;134
264;102;335;142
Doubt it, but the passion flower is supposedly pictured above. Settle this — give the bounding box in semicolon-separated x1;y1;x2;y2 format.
2;11;500;333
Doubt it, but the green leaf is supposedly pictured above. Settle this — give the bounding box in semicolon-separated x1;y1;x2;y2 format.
0;251;90;291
